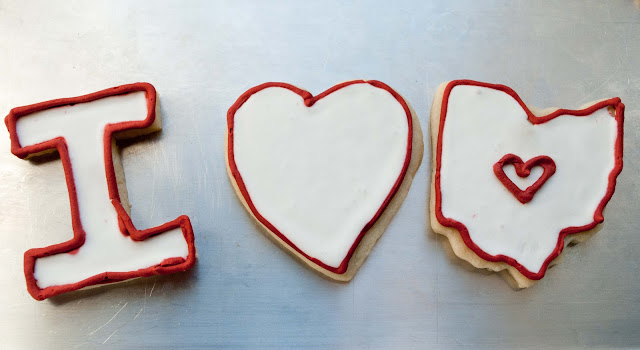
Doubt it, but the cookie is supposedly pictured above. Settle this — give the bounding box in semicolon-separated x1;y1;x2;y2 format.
226;80;423;280
429;80;624;288
5;83;197;300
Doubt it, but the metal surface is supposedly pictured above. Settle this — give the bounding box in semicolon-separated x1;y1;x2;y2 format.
1;1;639;348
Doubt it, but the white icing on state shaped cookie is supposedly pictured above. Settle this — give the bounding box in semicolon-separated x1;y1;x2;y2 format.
434;80;623;282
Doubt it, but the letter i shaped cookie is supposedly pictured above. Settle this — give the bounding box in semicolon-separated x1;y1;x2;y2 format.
5;83;196;300
430;80;624;288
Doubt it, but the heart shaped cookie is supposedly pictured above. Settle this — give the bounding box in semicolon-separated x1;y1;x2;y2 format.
430;80;624;288
227;80;422;280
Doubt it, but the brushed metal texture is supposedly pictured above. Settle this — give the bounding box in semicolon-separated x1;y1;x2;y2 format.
1;1;639;348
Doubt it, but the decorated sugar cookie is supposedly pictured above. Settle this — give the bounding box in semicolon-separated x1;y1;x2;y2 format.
5;83;196;300
226;80;423;280
430;80;624;288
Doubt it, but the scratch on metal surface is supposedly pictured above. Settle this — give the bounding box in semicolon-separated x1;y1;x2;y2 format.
149;281;156;297
149;146;158;221
134;308;144;320
143;283;147;314
102;329;118;344
584;72;619;101
88;302;128;335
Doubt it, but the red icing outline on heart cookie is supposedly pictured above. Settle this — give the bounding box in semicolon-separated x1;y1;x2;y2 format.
5;83;197;300
493;154;556;204
227;80;413;274
434;80;624;280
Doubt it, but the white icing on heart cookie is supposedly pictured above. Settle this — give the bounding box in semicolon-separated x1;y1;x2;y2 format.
228;81;412;273
434;80;623;279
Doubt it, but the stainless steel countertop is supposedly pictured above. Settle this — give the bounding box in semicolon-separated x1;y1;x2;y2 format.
1;1;639;348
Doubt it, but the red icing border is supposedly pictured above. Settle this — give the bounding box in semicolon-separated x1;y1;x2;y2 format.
5;83;197;300
493;154;556;204
434;80;624;280
227;80;413;274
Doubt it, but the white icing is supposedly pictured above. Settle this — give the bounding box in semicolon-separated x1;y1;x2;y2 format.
502;163;545;191
16;91;189;288
233;83;409;269
439;85;618;273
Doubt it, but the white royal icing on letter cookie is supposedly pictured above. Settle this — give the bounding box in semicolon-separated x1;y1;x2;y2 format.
16;91;190;288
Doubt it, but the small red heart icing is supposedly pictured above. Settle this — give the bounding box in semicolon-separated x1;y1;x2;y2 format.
493;154;556;204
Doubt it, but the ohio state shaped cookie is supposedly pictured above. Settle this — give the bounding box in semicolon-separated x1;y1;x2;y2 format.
226;80;423;280
430;80;624;288
5;83;196;300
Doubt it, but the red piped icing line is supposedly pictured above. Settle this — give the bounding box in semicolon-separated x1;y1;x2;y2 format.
5;83;196;300
227;80;413;274
493;154;556;204
434;80;624;280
